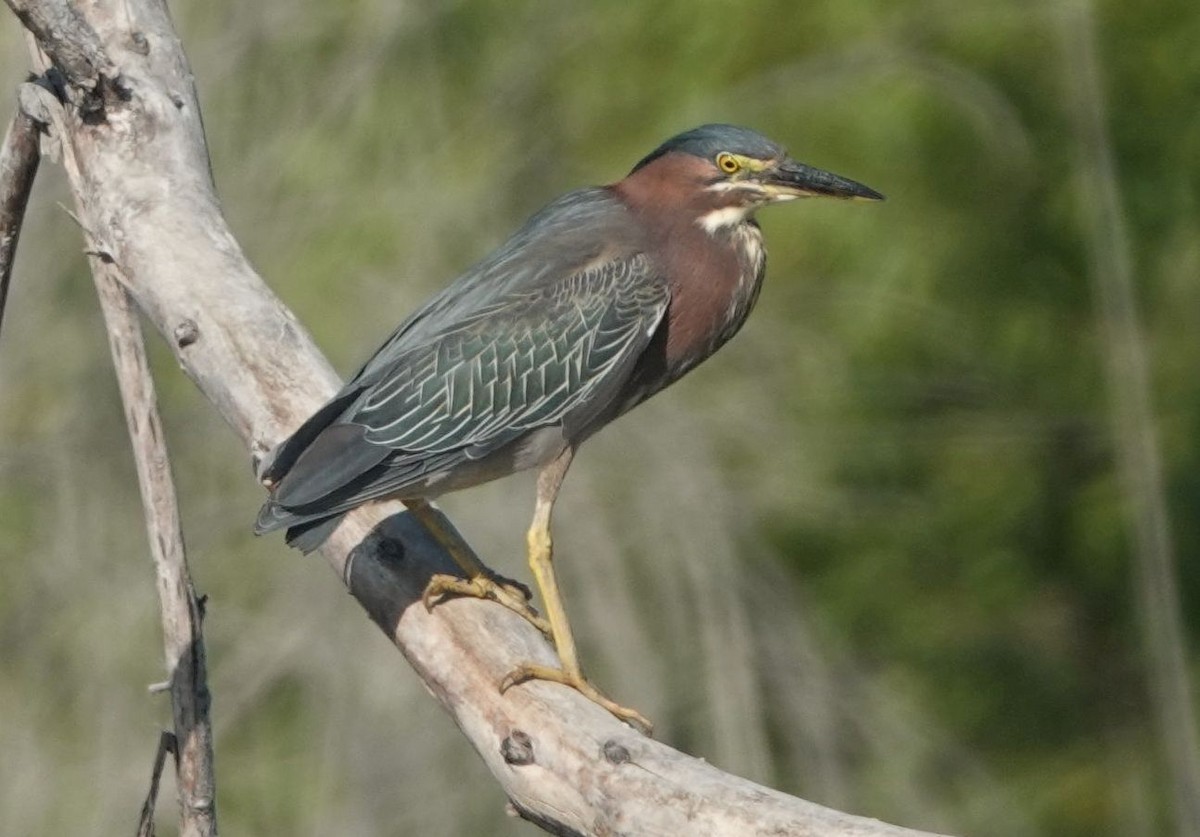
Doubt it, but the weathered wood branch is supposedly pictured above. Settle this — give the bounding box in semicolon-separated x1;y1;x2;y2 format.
136;731;177;837
90;258;217;836
12;47;219;835
3;0;116;89
6;1;951;834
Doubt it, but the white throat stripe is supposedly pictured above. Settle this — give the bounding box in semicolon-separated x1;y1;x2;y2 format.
697;205;751;234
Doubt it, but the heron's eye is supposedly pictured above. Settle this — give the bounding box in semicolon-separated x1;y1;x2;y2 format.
716;152;740;174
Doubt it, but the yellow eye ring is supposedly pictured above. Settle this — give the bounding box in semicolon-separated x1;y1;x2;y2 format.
716;152;740;174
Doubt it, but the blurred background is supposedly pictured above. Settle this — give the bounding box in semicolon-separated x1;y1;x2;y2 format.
1;0;1198;834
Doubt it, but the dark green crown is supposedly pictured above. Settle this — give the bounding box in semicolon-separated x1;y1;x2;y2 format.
631;124;784;173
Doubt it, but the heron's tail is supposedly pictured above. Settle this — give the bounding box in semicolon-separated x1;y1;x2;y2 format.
255;500;346;554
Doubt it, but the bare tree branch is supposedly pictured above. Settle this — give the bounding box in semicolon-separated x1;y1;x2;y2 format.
5;1;952;834
0;104;40;342
17;45;220;833
90;255;217;836
136;731;177;837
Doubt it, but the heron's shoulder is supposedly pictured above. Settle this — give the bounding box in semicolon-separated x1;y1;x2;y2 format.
347;188;644;382
462;187;644;284
515;186;638;238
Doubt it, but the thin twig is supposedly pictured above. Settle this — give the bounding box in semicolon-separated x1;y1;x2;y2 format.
136;731;177;837
0;107;41;343
90;255;218;837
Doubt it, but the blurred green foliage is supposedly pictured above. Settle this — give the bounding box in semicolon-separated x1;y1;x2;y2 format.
1;0;1197;835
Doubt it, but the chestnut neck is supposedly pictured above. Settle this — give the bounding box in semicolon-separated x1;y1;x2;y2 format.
611;152;767;382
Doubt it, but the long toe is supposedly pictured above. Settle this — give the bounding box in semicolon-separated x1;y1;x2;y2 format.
486;570;534;603
422;573;552;637
499;662;653;735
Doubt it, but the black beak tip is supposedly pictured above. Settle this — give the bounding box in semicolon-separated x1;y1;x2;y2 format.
784;162;885;202
856;183;886;202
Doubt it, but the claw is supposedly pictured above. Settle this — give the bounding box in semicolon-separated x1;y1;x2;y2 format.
423;573;552;638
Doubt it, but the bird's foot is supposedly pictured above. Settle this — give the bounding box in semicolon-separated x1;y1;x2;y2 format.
499;663;653;735
423;573;552;638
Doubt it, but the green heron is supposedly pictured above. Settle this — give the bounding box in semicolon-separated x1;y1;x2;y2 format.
257;124;882;731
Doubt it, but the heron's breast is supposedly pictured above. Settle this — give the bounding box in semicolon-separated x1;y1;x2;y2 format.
662;223;766;379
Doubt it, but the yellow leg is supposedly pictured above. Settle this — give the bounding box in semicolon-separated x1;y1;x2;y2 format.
408;499;551;637
498;449;653;734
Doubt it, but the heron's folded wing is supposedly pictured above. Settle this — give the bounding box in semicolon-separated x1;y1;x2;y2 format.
268;253;669;517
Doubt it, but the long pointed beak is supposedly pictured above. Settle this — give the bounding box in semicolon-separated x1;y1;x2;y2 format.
763;158;884;202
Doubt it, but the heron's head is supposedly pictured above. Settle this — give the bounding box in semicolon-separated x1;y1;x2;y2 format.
626;123;883;233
